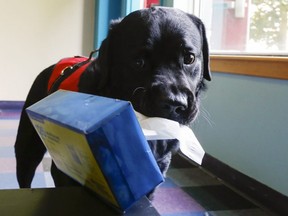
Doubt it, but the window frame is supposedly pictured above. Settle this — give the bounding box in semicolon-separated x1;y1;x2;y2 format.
210;55;288;80
94;0;141;49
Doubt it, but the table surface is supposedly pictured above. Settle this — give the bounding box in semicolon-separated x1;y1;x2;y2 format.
0;187;160;216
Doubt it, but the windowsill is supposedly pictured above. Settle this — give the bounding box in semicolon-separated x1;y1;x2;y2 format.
210;55;288;80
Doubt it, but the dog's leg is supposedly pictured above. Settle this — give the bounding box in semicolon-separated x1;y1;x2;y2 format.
50;162;81;187
14;66;53;188
146;139;179;200
15;109;47;188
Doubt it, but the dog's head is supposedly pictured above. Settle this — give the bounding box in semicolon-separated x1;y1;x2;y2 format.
79;7;211;180
92;7;211;125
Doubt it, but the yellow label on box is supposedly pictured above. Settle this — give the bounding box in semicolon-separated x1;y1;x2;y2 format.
30;118;118;207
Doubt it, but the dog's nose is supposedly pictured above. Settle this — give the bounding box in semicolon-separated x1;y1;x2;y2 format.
164;99;188;116
145;83;195;124
160;90;191;118
174;103;187;114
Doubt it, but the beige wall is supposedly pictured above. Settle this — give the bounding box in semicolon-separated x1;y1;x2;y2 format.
0;0;95;100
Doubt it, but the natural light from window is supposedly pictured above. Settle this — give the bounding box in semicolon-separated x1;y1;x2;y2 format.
142;0;288;56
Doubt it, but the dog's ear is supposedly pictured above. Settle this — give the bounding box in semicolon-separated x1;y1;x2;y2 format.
199;21;212;81
94;19;122;89
187;15;211;81
79;19;122;94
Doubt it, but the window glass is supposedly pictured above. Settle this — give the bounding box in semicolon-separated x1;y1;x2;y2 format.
142;0;288;56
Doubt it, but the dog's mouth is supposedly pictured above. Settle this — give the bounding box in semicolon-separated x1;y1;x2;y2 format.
131;85;199;125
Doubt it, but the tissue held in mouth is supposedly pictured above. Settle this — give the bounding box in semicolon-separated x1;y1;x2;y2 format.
134;111;205;165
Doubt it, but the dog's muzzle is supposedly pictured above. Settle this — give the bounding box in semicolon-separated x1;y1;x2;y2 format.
132;82;198;125
150;84;197;124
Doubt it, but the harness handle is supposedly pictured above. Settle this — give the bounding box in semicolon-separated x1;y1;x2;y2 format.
88;49;99;61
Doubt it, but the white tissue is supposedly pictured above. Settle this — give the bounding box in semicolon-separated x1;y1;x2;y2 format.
135;111;205;165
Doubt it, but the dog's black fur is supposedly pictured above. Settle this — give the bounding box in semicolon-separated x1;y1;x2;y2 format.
15;7;211;192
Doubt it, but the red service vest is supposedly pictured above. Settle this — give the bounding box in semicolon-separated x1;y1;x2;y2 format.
47;56;91;93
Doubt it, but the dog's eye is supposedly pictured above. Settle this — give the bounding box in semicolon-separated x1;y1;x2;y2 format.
133;58;145;69
183;53;195;65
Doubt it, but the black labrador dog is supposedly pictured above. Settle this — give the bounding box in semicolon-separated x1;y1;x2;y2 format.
15;7;211;190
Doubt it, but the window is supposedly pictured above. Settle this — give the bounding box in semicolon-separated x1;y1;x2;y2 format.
139;0;288;79
143;0;288;56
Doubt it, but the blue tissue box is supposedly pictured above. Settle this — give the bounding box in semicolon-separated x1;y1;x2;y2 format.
26;90;163;211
